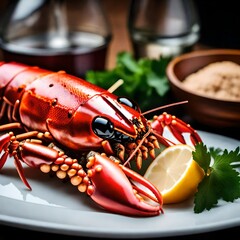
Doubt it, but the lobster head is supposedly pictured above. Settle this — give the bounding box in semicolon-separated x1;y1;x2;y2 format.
69;92;148;150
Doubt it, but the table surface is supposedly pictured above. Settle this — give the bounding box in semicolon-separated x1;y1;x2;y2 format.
0;0;239;239
0;224;239;240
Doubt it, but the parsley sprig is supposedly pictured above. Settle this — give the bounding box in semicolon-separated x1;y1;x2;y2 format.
86;51;171;111
193;143;240;213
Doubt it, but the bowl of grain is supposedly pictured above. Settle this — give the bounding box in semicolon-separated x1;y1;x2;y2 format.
166;49;240;128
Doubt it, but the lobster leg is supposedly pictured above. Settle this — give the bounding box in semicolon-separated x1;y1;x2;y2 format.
0;131;58;189
151;112;202;146
0;135;163;217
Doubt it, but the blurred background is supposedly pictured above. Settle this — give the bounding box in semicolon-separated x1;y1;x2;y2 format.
0;0;239;70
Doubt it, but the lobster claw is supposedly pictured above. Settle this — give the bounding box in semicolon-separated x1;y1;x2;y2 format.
86;151;163;217
151;112;202;146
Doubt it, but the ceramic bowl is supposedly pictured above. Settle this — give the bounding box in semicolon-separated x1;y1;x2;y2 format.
166;49;240;128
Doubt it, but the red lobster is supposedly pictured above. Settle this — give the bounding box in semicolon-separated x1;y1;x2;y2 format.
0;61;202;217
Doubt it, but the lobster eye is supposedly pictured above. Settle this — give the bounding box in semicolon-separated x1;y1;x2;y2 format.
118;97;140;112
92;117;114;139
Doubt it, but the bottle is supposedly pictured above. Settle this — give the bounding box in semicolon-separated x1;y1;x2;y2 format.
128;0;200;59
0;0;111;77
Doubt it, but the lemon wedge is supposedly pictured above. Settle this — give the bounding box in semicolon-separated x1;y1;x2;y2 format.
144;144;204;204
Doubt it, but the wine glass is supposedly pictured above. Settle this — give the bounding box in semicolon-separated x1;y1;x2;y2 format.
0;0;112;77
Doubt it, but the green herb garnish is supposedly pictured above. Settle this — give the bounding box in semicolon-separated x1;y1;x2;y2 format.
193;143;240;213
86;51;171;111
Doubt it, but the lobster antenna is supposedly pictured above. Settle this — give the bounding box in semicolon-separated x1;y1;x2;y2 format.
142;100;188;116
107;79;124;93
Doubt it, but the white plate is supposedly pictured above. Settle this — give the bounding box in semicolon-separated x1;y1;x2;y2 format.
0;131;239;239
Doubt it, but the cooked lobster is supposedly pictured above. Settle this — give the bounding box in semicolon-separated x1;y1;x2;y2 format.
0;61;202;217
